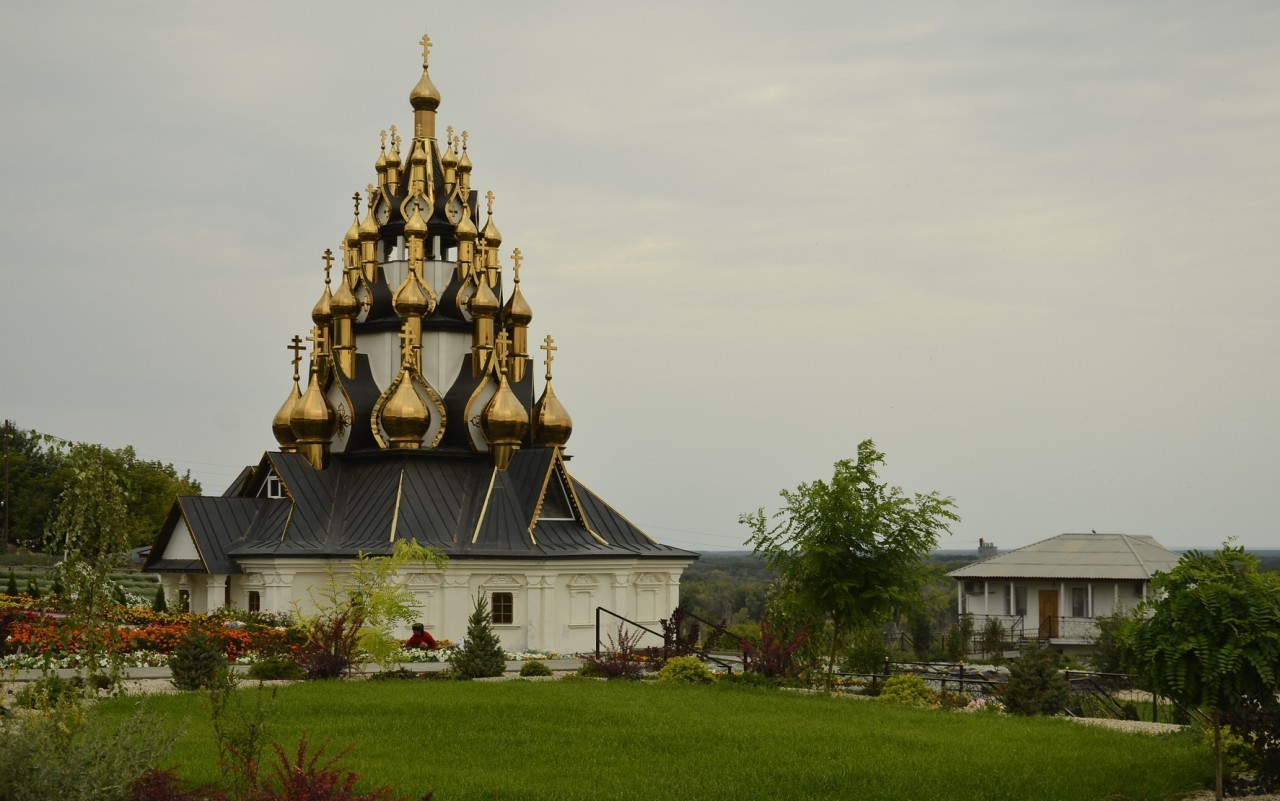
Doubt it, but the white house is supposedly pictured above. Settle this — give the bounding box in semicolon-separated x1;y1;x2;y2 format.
947;532;1181;646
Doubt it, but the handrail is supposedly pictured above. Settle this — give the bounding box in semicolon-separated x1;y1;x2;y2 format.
593;606;736;674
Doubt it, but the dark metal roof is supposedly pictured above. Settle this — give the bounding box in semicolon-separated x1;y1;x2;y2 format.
146;448;696;574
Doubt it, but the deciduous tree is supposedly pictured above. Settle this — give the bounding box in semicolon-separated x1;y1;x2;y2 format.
741;440;959;690
1125;544;1280;801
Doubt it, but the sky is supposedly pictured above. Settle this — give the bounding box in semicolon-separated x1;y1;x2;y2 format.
2;1;1277;554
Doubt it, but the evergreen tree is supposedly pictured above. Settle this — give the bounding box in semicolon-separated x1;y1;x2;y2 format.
4;571;17;596
152;584;168;612
450;593;507;679
1003;641;1070;716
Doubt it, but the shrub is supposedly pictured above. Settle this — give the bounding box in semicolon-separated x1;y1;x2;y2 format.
716;670;777;690
519;660;553;678
1086;609;1129;674
879;674;938;708
1003;643;1070;716
240;734;428;801
448;594;506;680
295;609;363;680
247;655;304;681
16;674;82;708
152;585;169;613
580;624;648;680
657;655;715;684
5;571;17;596
944;613;974;661
25;575;40;598
740;615;811;679
978;617;1006;659
170;627;229;690
0;694;173;801
840;622;890;674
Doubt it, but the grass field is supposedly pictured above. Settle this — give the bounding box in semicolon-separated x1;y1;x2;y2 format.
95;679;1212;801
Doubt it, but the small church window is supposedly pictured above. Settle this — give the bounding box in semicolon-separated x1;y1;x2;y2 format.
491;592;513;625
178;589;190;613
248;591;261;613
264;475;283;499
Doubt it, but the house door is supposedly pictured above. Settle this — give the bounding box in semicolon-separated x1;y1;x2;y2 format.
1038;590;1059;638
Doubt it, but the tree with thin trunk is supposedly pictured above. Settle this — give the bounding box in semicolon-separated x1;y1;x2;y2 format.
1124;544;1280;801
741;440;959;691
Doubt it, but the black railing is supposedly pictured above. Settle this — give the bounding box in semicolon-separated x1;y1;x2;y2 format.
593;606;735;674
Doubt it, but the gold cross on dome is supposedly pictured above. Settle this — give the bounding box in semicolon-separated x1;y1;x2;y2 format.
446;125;454;146
321;248;334;276
540;335;557;380
419;33;432;66
511;248;523;282
416;122;423;139
366;184;376;208
495;330;510;370
307;326;325;355
485;190;495;215
288;335;305;378
352;192;361;218
379;129;387;151
461;130;469;152
397;326;414;362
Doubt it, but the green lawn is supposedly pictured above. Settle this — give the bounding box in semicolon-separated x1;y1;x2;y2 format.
95;679;1212;801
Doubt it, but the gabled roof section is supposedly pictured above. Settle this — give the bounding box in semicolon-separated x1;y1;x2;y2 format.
145;497;268;574
948;532;1181;581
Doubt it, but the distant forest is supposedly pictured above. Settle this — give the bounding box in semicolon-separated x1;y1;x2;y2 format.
1;422;201;552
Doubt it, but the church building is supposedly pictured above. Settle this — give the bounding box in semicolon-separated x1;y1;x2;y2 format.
145;36;698;653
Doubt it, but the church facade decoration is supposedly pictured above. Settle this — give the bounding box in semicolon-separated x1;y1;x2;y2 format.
145;36;697;653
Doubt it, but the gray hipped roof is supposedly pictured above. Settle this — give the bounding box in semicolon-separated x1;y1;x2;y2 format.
145;448;695;575
947;532;1181;581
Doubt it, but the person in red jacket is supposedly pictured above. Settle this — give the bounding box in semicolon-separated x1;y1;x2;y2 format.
404;623;438;650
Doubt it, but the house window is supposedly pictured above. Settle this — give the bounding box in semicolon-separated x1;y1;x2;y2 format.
491;592;513;625
1014;586;1027;616
248;591;261;613
1071;587;1087;617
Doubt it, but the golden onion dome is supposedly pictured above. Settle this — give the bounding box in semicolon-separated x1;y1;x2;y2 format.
393;269;431;318
312;273;333;325
290;367;337;442
272;380;302;450
409;69;441;112
380;372;430;448
457;146;473;174
404;205;428;239
469;276;499;318
345;216;360;250
441;137;459;172
410;138;428;166
455;204;477;241
375;148;388;175
532;380;572;448
358;205;380;241
331;276;360;318
481;213;502;248
481;373;528;459
503;284;533;327
387;131;402;168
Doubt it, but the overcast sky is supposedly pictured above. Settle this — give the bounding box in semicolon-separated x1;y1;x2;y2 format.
2;1;1277;553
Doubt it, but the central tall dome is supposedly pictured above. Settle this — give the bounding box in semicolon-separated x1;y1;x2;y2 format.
272;34;562;472
145;36;697;653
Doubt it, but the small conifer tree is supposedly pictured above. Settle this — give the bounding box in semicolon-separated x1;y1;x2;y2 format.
25;576;40;598
4;571;17;596
152;584;168;612
1004;642;1070;716
450;593;507;679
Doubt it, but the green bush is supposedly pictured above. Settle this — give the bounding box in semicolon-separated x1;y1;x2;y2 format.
1004;643;1070;716
1086;609;1130;673
519;659;554;677
5;571;17;596
449;594;507;679
24;576;40;599
152;584;168;613
944;613;974;661
169;628;229;691
658;656;715;684
717;670;777;690
879;674;938;708
247;655;304;681
841;623;890;674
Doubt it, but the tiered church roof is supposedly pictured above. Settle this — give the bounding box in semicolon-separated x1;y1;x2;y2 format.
147;36;692;573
